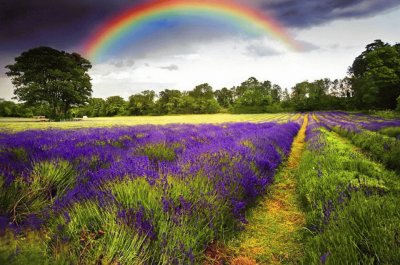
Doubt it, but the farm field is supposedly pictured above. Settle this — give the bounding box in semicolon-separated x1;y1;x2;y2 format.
0;112;400;264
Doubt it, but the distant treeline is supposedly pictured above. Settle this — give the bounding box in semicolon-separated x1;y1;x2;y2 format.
1;40;399;118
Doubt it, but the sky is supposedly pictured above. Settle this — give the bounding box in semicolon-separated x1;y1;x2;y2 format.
0;0;399;100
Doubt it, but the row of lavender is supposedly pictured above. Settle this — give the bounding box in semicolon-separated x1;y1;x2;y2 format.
314;112;400;172
0;121;299;264
316;111;400;132
299;115;400;263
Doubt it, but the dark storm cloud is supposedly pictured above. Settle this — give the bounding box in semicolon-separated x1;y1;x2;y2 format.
0;0;398;57
257;0;400;28
0;0;144;53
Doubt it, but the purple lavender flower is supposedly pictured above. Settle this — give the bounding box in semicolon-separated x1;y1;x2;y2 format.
320;251;330;264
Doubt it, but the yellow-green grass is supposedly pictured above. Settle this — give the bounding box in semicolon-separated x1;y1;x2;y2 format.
216;115;308;265
0;113;294;132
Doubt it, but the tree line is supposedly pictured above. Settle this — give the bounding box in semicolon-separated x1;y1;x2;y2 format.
1;40;400;119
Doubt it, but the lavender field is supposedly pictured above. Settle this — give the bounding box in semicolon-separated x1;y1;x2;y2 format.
1;112;400;264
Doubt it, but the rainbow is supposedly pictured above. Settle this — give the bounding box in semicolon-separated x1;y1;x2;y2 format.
83;0;301;61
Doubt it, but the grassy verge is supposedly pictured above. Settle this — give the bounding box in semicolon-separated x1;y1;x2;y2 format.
298;127;400;264
216;115;308;264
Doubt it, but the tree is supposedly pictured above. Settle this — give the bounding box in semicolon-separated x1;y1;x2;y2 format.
0;99;18;117
188;83;220;114
214;87;234;108
349;40;400;109
188;83;214;99
291;81;311;111
128;90;156;115
5;47;92;119
85;98;106;117
105;96;127;116
232;77;273;113
271;84;282;103
156;89;182;114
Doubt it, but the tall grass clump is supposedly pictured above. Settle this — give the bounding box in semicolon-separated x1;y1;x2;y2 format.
0;160;75;226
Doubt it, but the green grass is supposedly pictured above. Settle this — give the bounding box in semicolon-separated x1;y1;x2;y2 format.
0;160;75;224
220;115;308;265
379;126;400;138
332;126;400;172
366;110;400;119
0;113;294;132
298;128;400;264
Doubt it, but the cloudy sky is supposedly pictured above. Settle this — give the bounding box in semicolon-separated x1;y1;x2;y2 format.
1;0;399;100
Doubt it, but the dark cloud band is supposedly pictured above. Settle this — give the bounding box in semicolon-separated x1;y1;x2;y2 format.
0;0;398;55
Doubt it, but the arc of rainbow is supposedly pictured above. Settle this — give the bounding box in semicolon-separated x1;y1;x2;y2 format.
83;0;301;61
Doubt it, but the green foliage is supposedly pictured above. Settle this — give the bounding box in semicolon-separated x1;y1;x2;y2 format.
291;79;352;111
304;194;400;265
379;126;400;138
214;87;234;108
41;170;235;264
49;200;149;264
0;99;51;118
128;90;155;115
298;128;400;264
0;100;19;117
231;77;274;113
30;160;76;199
105;96;127;116
188;83;214;100
367;109;400;119
0;160;75;224
5;47;92;119
155;84;220;115
397;95;400;112
73;98;106;117
333;126;400;172
349;40;400;109
141;143;177;161
0;231;69;265
155;89;182;114
108;176;232;264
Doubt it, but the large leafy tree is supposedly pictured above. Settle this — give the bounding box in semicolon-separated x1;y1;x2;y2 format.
349;40;400;109
128;90;156;115
105;96;127;116
188;83;220;114
232;77;273;113
214;87;234;108
156;89;182;114
5;47;92;119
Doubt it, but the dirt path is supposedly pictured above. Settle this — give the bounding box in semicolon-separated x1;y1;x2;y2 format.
222;115;309;264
